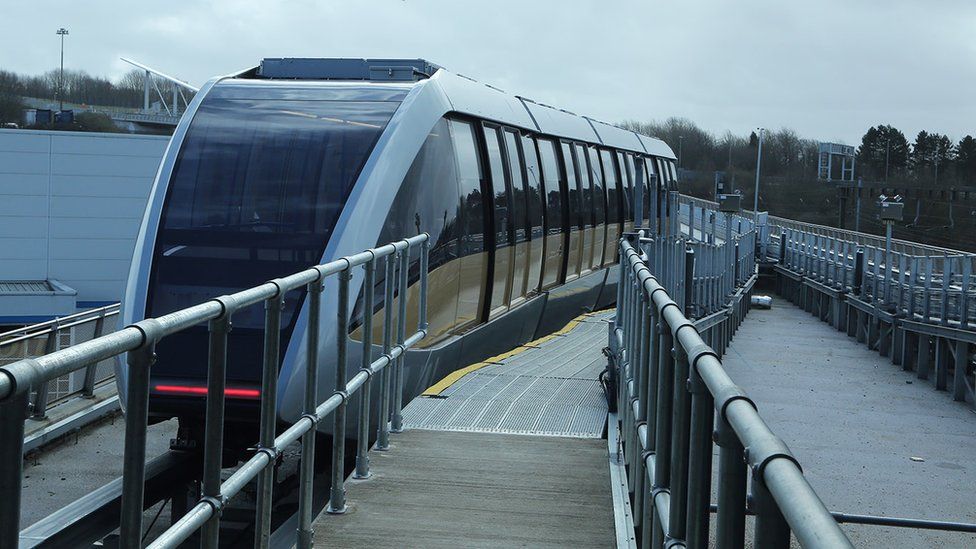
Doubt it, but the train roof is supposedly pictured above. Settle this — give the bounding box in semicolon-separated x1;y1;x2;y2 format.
245;58;675;160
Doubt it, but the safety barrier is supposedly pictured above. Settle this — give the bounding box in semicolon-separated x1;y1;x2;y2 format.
0;303;119;419
611;236;853;548
0;234;429;549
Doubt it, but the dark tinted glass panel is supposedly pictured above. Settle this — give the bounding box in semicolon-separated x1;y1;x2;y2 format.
521;136;544;242
574;143;592;227
503;130;528;244
561;142;581;229
600;150;619;224
369;118;461;339
484;127;511;249
147;98;397;382
449;119;488;328
586;146;605;225
537;139;563;233
617;151;633;220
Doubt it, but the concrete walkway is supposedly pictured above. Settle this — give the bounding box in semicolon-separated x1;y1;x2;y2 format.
721;296;976;547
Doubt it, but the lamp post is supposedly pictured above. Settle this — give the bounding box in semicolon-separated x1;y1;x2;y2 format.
753;127;765;216
56;28;69;111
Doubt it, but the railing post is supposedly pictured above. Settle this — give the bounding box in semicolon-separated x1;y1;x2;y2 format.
202;306;232;547
298;277;323;547
31;323;59;419
376;253;397;450
685;359;714;549
751;474;791;548
853;248;864;298
119;321;160;548
354;258;376;480
255;292;283;547
714;412;746;549
650;320;674;547
668;342;692;545
391;245;410;433
328;269;351;514
82;312;107;397
684;247;695;316
0;389;28;547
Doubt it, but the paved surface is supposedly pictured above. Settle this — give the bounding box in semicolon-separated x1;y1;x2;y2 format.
315;312;616;547
720;296;976;547
20;415;177;529
313;429;615;548
402;313;610;437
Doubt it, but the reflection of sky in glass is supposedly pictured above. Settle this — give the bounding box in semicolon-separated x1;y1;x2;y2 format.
163;99;398;237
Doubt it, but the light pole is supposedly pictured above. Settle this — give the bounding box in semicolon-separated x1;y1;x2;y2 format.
56;28;69;111
753;127;765;216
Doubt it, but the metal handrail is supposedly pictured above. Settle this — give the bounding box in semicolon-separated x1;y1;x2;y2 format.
0;234;430;548
613;236;852;548
779;226;975;328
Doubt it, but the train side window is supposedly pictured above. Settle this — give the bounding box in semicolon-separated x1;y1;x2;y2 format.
503;129;530;303
617;151;634;222
537;138;563;288
449;119;488;329
586;146;606;268
574;143;594;228
484;125;513;315
372;117;461;342
561;142;581;230
520;135;545;294
600;149;620;227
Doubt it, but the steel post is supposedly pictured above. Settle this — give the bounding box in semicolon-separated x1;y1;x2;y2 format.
668;343;692;545
32;325;58;419
255;293;283;548
752;474;791;548
119;333;157;548
685;366;714;549
714;414;746;549
354;259;376;479
376;254;396;450
651;322;674;547
328;269;351;514
0;390;27;547
82;313;107;397
297;279;322;548
391;246;410;432
202;312;231;547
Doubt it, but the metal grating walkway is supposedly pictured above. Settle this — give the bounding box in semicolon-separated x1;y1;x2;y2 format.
402;312;612;438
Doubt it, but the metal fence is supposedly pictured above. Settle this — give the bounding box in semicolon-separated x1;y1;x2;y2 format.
779;227;976;328
0;303;119;418
612;236;852;548
0;234;430;549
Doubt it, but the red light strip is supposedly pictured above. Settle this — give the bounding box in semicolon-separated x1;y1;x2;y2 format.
154;384;261;399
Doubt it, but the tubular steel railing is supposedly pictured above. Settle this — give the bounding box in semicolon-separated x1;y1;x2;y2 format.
779;227;976;328
0;303;120;418
612;236;853;548
0;234;429;549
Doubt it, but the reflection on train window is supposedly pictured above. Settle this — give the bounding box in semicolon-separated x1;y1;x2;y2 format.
147;97;398;382
484;125;513;314
449;119;488;329
537;138;564;288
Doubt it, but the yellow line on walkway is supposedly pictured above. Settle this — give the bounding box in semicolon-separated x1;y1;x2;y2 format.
420;310;605;397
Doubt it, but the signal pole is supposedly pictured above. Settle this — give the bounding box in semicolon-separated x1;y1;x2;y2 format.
753;127;765;217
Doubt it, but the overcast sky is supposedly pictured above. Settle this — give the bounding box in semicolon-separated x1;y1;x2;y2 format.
3;1;974;145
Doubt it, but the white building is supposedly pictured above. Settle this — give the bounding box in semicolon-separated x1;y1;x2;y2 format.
0;129;168;325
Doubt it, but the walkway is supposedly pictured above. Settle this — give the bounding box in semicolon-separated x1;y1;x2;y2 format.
721;296;976;547
312;313;616;547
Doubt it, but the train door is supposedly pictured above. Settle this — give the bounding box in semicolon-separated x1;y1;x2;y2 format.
601;149;621;265
483;124;514;318
447;119;488;330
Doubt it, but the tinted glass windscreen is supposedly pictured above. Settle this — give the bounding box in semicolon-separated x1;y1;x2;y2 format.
147;97;398;383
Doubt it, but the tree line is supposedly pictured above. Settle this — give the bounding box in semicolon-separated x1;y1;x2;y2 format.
622;117;976;187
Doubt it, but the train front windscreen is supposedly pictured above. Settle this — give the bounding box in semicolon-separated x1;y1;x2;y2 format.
144;85;401;406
